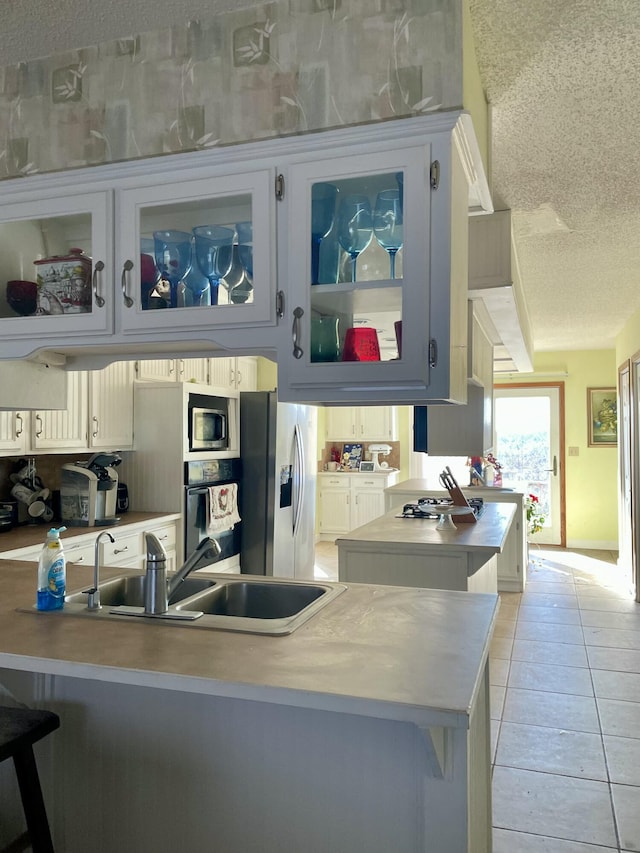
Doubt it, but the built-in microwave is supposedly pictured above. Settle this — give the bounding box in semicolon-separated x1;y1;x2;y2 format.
188;393;229;451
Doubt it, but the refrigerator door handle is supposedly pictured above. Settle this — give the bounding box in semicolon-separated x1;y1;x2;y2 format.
292;423;305;538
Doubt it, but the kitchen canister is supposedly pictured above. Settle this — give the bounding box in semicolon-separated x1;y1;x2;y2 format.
33;248;92;315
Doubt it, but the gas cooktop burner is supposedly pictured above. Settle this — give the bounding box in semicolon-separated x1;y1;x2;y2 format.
397;497;485;520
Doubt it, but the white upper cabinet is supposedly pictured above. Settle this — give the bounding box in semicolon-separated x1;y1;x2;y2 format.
116;167;275;335
325;407;397;442
32;371;88;450
0;114;490;407
277;113;490;405
88;361;134;450
0;191;112;347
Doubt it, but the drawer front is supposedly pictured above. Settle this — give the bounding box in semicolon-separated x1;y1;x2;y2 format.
64;542;95;566
353;477;385;490
320;475;350;488
145;523;176;552
101;531;142;566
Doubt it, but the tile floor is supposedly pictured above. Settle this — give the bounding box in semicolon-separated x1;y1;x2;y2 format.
314;541;640;852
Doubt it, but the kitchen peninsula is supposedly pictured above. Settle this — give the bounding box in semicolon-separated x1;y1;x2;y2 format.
337;502;516;594
0;560;497;853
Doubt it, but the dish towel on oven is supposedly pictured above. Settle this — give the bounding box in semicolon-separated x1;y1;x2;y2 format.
206;483;241;534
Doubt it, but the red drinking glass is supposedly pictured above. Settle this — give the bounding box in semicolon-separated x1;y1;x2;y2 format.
341;327;380;361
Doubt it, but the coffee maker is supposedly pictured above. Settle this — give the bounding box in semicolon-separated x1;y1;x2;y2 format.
60;452;121;527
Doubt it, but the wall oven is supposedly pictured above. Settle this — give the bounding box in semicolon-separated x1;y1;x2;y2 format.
187;392;229;452
184;458;241;572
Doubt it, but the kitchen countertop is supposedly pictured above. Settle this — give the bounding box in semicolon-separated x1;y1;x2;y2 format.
337;501;515;556
0;559;498;728
0;511;180;554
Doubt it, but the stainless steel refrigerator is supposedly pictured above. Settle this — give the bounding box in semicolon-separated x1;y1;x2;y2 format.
239;391;318;579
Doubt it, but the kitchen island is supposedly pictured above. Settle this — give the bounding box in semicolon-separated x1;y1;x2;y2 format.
0;560;498;853
384;480;527;591
337;502;516;594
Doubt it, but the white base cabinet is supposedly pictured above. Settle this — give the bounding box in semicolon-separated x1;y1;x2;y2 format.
0;515;179;575
317;471;400;538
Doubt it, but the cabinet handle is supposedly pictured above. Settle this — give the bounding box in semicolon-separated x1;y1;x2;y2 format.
276;290;285;319
35;414;43;438
158;535;168;541
113;546;129;554
15;413;23;438
93;260;106;308
92;415;99;438
121;259;134;308
292;307;304;359
236;369;242;386
169;362;175;375
71;556;85;563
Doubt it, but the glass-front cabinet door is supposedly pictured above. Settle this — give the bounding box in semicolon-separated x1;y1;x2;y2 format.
283;147;431;397
0;191;112;353
117;168;275;336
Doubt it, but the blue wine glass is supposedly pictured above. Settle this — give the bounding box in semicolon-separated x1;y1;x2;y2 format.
235;221;253;282
373;189;403;279
223;243;253;304
337;194;373;283
192;225;234;306
153;230;193;309
311;182;337;285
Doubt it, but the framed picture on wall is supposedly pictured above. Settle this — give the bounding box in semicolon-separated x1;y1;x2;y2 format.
587;387;617;447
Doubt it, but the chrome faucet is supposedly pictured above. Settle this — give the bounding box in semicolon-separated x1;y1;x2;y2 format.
144;533;222;615
85;530;115;611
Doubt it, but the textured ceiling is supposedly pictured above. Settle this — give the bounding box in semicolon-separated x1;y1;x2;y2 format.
2;1;638;355
469;0;640;352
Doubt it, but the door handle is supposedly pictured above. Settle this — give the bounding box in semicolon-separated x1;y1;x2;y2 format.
547;455;558;476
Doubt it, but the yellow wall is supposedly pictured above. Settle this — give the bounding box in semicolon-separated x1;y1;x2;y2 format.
497;350;618;548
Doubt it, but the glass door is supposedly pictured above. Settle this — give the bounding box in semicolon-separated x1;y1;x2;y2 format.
0;191;112;354
117;168;275;335
285;146;430;389
494;384;564;546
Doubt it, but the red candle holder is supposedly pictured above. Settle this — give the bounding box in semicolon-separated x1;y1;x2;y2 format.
341;327;380;361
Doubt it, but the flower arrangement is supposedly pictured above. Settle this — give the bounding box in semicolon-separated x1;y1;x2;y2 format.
484;453;503;487
525;494;545;536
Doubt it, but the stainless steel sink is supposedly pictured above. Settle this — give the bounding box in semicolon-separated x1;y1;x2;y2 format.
65;575;216;607
177;582;324;618
57;574;346;635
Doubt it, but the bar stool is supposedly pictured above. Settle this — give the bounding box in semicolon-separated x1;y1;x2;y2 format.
0;705;60;853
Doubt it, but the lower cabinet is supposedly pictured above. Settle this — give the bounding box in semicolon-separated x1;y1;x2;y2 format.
317;472;399;538
0;515;179;576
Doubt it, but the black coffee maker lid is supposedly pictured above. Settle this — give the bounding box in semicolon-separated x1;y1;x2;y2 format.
86;452;122;471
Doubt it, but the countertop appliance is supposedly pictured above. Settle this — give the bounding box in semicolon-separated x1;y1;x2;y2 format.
240;391;317;580
60;452;121;527
184;458;241;572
